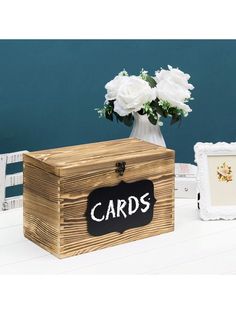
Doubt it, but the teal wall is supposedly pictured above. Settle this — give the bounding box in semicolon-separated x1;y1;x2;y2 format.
0;40;236;163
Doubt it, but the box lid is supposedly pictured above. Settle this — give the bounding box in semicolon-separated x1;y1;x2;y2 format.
23;138;174;177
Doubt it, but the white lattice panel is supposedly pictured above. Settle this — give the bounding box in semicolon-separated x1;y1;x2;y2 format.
0;150;27;211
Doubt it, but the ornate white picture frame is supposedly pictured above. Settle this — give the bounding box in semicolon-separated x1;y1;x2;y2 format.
194;142;236;220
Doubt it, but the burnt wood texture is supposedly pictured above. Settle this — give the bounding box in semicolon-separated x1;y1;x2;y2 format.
23;138;175;258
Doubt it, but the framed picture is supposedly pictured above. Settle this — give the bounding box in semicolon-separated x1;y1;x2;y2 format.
194;142;236;220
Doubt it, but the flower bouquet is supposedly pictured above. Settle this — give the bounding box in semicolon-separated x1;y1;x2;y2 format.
97;65;194;146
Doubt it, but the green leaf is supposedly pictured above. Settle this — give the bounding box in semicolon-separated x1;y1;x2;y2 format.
154;103;165;117
113;111;124;123
123;114;134;127
170;114;181;125
155;107;163;116
148;114;158;125
137;108;145;115
105;110;113;121
149;100;158;110
144;74;157;88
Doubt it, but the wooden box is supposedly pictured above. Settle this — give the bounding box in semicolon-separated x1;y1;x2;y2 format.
23;138;175;258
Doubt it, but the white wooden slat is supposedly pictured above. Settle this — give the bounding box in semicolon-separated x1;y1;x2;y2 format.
5;172;23;187
6;150;27;164
0;150;27;211
2;196;23;211
0;154;7;207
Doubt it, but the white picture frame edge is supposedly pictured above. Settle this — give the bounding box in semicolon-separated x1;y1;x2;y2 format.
194;142;236;220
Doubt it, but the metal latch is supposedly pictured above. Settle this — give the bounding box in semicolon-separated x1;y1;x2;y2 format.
115;161;126;176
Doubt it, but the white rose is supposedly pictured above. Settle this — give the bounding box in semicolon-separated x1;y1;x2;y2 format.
156;79;192;114
114;76;156;116
155;65;194;114
105;75;129;102
155;65;194;91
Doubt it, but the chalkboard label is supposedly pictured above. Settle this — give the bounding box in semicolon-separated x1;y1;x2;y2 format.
85;180;156;236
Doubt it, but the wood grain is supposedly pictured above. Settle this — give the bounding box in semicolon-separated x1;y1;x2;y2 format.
23;138;175;258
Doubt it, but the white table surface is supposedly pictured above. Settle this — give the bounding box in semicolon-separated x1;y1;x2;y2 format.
1;199;236;274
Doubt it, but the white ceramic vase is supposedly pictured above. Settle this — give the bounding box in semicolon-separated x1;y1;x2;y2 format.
130;112;166;147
